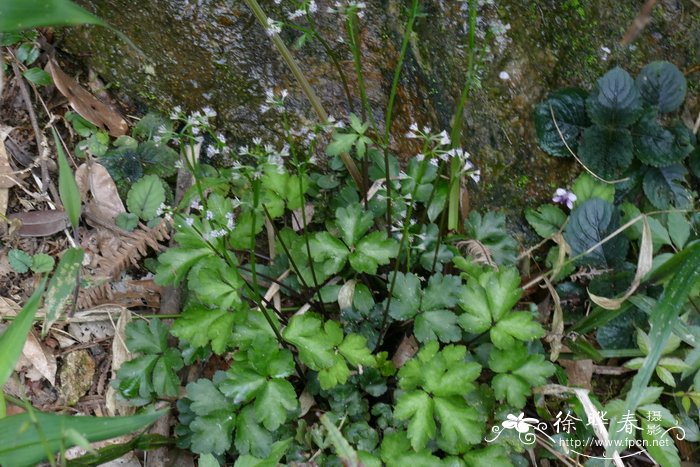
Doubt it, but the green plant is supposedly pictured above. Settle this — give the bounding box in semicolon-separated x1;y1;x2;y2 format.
534;61;696;209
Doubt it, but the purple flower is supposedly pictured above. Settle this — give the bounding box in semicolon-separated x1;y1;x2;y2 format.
553;188;577;209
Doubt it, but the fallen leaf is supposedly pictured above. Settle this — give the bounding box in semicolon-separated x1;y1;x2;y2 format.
392;335;419;368
7;210;70;237
59;349;95;405
47;59;128;137
0;128;18;232
75;162;125;219
560;359;593;390
291;204;315;231
106;308;134;417
15;330;57;385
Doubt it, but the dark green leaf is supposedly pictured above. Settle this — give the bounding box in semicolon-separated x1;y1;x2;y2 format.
636;61;687;113
42;247;83;336
127;174;166;221
235;405;273;458
563;198;628;268
579;126;634;178
643;165;692;209
463;211;518;266
53;128;81;228
534;87;589;157
587;67;642;127
634;112;693;167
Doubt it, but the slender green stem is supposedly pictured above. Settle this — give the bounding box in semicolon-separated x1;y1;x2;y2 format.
378;149;431;347
383;0;420;232
447;0;478;231
243;0;365;192
346;12;374;128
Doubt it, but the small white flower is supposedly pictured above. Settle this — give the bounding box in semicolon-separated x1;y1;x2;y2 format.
289;9;304;19
438;130;451;146
308;1;318;13
253;137;262;145
266;18;282;36
225;212;236;229
499;71;510;80
184;217;195;226
415;153;425;162
203;106;217;118
205;210;214;220
217;133;226;144
470;170;481;184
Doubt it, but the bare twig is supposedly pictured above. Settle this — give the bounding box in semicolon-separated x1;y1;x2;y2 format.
621;0;658;46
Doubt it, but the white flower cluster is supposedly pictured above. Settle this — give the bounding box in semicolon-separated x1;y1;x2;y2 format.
407;123;480;183
260;88;289;114
287;0;317;20
266;17;283;36
327;1;367;18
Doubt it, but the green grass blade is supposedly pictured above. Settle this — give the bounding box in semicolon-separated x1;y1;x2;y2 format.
0;279;46;389
0;410;166;466
608;242;700;455
52;128;81;229
0;0;107;32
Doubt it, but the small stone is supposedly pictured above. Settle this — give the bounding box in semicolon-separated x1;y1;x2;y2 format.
59;349;96;406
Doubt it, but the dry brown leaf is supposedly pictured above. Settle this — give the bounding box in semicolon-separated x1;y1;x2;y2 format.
299;390;315;417
75;162;125;219
392;335;418;368
292;204;315;231
588;215;652;309
47;59;128;137
0;128;18;232
106;308;134;417
560;359;593;390
16;330;57;385
7;210;71;237
542;277;564;362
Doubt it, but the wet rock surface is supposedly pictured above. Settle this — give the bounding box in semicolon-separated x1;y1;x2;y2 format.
63;0;700;222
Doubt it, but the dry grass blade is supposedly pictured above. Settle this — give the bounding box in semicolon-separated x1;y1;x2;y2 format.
458;239;496;267
542;277;564;361
47;59;128;137
588;215;652;309
572;388;625;467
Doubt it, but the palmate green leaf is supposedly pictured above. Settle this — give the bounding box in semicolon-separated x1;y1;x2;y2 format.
636;61;687;113
458;267;537;349
387;272;421;320
587;66;642;127
234;438;292;467
433;396;482;453
379;431;442;467
255;379;298;430
462;445;513;467
326;132;358;157
190;411;236;455
0;279;45;388
563;198;628;268
338;333;376;367
219;366;266;405
188;257;244;311
52;128;81;229
490;311;545;349
127;174;166;221
169;305;234;354
114;354;158;401
309;231;348;275
155;246;210;286
579;125;634;178
533;87;590;157
235;405;273;458
282;314;340;370
349;231;399;274
414;310;461;343
336;203;373;245
184;379;236;455
0;410;164;467
125;319;168;354
42;247;83;336
525;205;567;238
489;343;556;408
394;390;436;452
643;164;692;209
0;0;107;32
463;211;518;266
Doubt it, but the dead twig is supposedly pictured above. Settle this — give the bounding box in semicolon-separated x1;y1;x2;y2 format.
621;0;658;46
